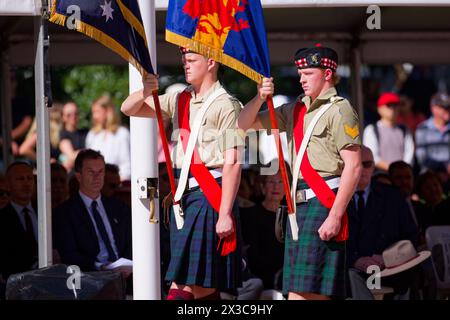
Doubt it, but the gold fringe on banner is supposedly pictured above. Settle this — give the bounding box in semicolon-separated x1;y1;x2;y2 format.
166;30;263;84
49;6;147;76
116;0;148;47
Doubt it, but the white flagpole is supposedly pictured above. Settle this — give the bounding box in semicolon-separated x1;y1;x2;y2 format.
130;0;161;300
35;6;53;269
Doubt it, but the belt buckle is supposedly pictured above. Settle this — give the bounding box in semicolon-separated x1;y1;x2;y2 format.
296;189;307;203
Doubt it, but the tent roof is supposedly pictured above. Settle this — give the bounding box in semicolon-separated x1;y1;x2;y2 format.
1;3;450;66
0;0;40;16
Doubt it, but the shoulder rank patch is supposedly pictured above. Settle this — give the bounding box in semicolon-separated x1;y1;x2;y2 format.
344;124;359;139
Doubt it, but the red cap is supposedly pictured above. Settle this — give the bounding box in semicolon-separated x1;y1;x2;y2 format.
377;92;401;107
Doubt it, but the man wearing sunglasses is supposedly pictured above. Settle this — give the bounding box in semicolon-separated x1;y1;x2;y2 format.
347;146;419;297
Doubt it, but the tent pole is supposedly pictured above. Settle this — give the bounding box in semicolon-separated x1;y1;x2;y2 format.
131;0;161;300
351;42;364;129
34;6;52;268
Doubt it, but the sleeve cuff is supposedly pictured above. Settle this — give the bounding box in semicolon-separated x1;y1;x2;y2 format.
218;128;246;152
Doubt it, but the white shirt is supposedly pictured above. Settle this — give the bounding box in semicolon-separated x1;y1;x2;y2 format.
363;121;414;166
11;201;37;241
78;191;119;269
85;126;131;180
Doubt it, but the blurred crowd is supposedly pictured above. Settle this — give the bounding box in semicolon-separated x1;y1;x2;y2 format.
0;69;448;300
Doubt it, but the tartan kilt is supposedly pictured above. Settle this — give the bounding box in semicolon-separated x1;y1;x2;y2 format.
165;188;242;290
282;187;346;298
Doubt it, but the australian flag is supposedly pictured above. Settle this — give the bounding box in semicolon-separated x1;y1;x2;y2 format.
49;0;153;75
165;0;271;83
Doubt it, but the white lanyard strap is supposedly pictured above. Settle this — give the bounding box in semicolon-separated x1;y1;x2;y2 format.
174;88;227;202
290;96;342;213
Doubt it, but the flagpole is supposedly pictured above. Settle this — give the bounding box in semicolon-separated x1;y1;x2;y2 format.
266;96;295;214
130;0;161;300
35;4;53;268
151;91;178;205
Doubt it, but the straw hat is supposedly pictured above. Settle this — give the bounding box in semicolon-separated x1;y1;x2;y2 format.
379;240;431;277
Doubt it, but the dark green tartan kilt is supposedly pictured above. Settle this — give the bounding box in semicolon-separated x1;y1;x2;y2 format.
282;188;346;298
165;188;242;291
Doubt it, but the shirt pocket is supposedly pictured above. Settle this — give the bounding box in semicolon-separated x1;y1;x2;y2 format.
199;127;220;144
311;119;328;138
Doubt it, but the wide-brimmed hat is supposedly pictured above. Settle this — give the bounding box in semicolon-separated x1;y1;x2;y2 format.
379;240;431;277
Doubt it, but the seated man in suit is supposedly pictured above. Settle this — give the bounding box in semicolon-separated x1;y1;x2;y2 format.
53;149;132;279
0;162;38;280
347;146;419;297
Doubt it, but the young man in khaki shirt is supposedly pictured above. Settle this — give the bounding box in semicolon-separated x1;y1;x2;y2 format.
121;48;243;300
238;45;362;300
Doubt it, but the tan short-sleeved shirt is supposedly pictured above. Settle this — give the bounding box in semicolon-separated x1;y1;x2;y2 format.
258;87;361;178
148;81;244;168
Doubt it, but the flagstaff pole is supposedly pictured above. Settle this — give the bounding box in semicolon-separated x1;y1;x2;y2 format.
266;96;295;214
35;4;52;268
351;44;364;129
131;0;161;300
151;92;177;205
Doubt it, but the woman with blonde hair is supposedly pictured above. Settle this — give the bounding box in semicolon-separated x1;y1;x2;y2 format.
85;95;131;181
19;102;63;163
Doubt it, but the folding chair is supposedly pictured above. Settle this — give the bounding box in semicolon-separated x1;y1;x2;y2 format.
425;226;450;299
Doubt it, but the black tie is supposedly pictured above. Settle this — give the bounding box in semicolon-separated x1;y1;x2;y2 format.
23;207;38;257
356;190;365;218
91;200;117;262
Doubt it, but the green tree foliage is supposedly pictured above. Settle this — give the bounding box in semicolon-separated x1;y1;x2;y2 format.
61;65;129;128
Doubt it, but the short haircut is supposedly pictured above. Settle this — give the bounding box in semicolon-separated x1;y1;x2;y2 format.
74;149;105;173
372;172;392;184
388;161;412;176
51;162;68;175
332;72;340;86
6;161;33;176
415;170;441;195
105;163;120;175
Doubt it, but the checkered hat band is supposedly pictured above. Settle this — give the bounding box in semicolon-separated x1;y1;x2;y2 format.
294;57;337;70
322;58;337;70
179;47;191;54
295;58;308;68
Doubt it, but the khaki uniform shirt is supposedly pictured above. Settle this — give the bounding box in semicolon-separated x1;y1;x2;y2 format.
151;81;244;169
258;87;361;178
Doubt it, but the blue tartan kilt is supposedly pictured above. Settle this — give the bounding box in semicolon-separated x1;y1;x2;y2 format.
282;185;346;298
165;189;242;290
